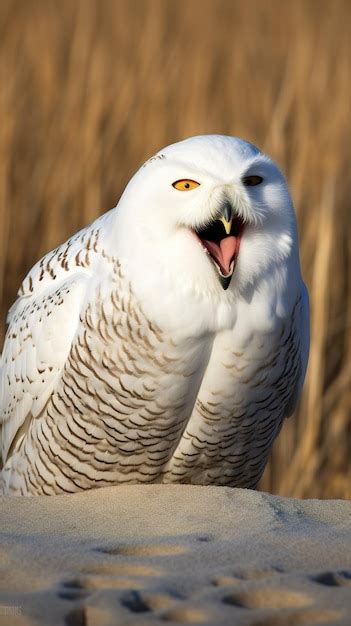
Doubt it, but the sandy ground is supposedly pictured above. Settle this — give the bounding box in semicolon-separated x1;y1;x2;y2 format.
0;485;351;626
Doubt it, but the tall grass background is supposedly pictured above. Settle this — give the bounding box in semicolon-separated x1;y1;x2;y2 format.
0;0;350;498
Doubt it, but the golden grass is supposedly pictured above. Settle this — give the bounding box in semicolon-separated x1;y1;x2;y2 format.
0;0;350;497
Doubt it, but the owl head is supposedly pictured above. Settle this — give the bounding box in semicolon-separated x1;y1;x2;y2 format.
111;135;301;331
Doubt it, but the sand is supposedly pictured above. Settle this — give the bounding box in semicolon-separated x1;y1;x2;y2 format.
0;485;351;626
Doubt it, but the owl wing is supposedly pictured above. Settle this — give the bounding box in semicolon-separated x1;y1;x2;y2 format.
284;282;310;416
0;231;97;465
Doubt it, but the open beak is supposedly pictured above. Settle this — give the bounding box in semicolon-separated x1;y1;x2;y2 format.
193;200;244;290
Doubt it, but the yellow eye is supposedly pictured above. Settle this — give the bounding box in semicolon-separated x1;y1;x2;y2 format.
172;179;200;191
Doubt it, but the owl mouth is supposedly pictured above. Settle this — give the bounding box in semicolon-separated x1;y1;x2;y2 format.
194;212;244;289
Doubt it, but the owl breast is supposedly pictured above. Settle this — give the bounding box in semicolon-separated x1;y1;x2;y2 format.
163;298;301;487
3;260;301;495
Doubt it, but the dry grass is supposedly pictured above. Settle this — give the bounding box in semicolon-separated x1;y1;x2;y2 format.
0;0;350;498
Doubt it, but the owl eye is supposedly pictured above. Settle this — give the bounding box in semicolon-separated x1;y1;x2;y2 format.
242;175;263;186
172;179;200;191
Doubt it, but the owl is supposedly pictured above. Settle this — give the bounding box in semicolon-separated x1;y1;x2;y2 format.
0;135;309;495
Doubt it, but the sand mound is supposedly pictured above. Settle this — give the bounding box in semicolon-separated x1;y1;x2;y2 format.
0;485;350;625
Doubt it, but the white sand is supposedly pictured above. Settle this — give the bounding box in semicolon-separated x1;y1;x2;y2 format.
0;486;351;626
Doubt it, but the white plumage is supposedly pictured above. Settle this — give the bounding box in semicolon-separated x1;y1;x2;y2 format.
0;135;309;495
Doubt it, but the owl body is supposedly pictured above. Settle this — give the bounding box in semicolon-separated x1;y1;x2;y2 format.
0;135;309;495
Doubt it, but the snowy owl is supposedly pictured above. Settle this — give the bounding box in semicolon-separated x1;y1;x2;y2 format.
0;135;309;495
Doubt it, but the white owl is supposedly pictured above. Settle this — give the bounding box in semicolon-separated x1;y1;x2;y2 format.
0;135;309;495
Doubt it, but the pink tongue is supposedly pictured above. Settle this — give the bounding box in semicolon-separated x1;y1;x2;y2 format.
203;236;237;275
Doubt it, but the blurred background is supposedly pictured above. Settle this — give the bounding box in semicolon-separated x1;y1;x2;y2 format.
0;0;350;498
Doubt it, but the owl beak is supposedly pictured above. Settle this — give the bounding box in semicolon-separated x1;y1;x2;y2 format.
194;200;244;290
218;202;233;235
